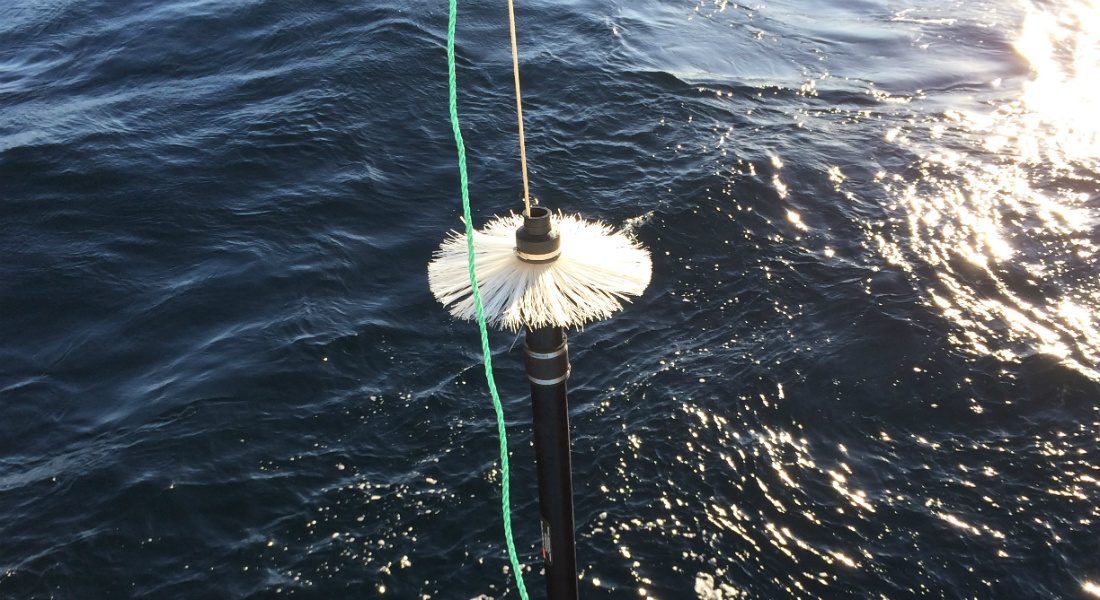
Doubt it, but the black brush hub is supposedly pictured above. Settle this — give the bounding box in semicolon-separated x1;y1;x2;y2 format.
515;206;561;263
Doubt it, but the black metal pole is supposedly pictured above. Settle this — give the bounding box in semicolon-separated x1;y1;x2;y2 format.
524;324;578;600
515;206;579;599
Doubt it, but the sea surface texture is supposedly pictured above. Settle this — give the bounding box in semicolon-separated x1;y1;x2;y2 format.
2;0;1099;598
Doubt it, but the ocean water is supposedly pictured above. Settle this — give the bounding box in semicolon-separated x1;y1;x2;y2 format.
2;0;1099;598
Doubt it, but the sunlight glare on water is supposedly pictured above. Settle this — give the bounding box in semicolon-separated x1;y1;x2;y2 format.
880;0;1100;380
1015;0;1100;165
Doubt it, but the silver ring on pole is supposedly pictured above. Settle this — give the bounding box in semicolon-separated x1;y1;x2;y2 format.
515;247;562;263
527;365;571;386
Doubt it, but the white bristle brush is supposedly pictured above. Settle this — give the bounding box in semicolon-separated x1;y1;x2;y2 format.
428;208;651;331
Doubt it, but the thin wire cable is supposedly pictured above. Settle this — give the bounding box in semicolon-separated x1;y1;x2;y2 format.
506;0;531;216
447;1;530;598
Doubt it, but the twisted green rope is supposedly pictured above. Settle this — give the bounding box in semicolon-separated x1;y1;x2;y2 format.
446;2;530;598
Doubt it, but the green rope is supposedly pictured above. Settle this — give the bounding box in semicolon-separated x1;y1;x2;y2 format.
446;2;530;598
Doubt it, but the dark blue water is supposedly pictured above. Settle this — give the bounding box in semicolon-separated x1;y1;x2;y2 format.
3;0;1099;598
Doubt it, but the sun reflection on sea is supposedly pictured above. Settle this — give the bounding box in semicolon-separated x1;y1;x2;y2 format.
1014;0;1100;165
877;0;1100;380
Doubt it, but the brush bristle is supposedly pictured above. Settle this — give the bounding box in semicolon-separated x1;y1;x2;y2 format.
428;213;652;330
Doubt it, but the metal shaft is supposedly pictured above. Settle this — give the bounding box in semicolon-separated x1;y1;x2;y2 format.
524;325;578;600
